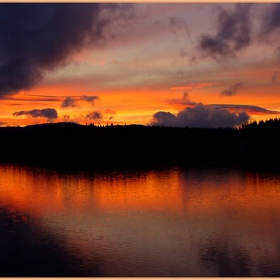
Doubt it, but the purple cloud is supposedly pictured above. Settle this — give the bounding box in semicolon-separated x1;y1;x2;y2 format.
13;108;58;121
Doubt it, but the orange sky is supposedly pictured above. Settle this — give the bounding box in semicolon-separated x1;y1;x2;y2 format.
1;4;280;127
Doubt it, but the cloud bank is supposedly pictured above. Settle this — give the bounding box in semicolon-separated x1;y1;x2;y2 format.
151;103;249;128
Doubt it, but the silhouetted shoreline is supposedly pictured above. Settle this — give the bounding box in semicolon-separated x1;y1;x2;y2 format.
1;120;280;170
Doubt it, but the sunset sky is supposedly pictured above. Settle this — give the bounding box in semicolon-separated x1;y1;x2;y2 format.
1;3;280;127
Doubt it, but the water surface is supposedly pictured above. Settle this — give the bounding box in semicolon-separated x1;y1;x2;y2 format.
0;163;280;276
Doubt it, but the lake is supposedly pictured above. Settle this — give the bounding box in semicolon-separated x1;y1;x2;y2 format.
0;163;280;276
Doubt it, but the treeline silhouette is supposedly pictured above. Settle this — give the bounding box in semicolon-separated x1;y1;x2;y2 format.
1;119;280;169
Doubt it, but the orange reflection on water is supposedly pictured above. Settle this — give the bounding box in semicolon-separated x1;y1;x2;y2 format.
176;169;280;236
1;164;280;232
2;164;280;276
93;170;185;215
0;165;185;219
0;165;66;215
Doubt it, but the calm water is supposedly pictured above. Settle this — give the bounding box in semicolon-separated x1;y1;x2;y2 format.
1;163;280;276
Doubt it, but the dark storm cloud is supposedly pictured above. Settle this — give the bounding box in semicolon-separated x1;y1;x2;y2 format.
151;103;249;128
0;3;133;99
221;82;244;96
271;71;280;83
198;4;252;59
13;108;58;120
80;95;99;105
61;97;78;108
85;111;103;120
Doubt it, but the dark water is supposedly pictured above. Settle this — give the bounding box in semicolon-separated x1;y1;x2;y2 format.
1;163;280;276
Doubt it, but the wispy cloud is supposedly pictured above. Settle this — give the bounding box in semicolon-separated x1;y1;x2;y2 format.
271;71;280;84
80;95;99;105
3;95;60;102
61;95;99;108
209;104;280;115
220;82;244;96
170;82;220;90
167;91;196;106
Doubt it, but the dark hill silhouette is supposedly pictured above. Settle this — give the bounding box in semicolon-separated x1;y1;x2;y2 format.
1;120;280;169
